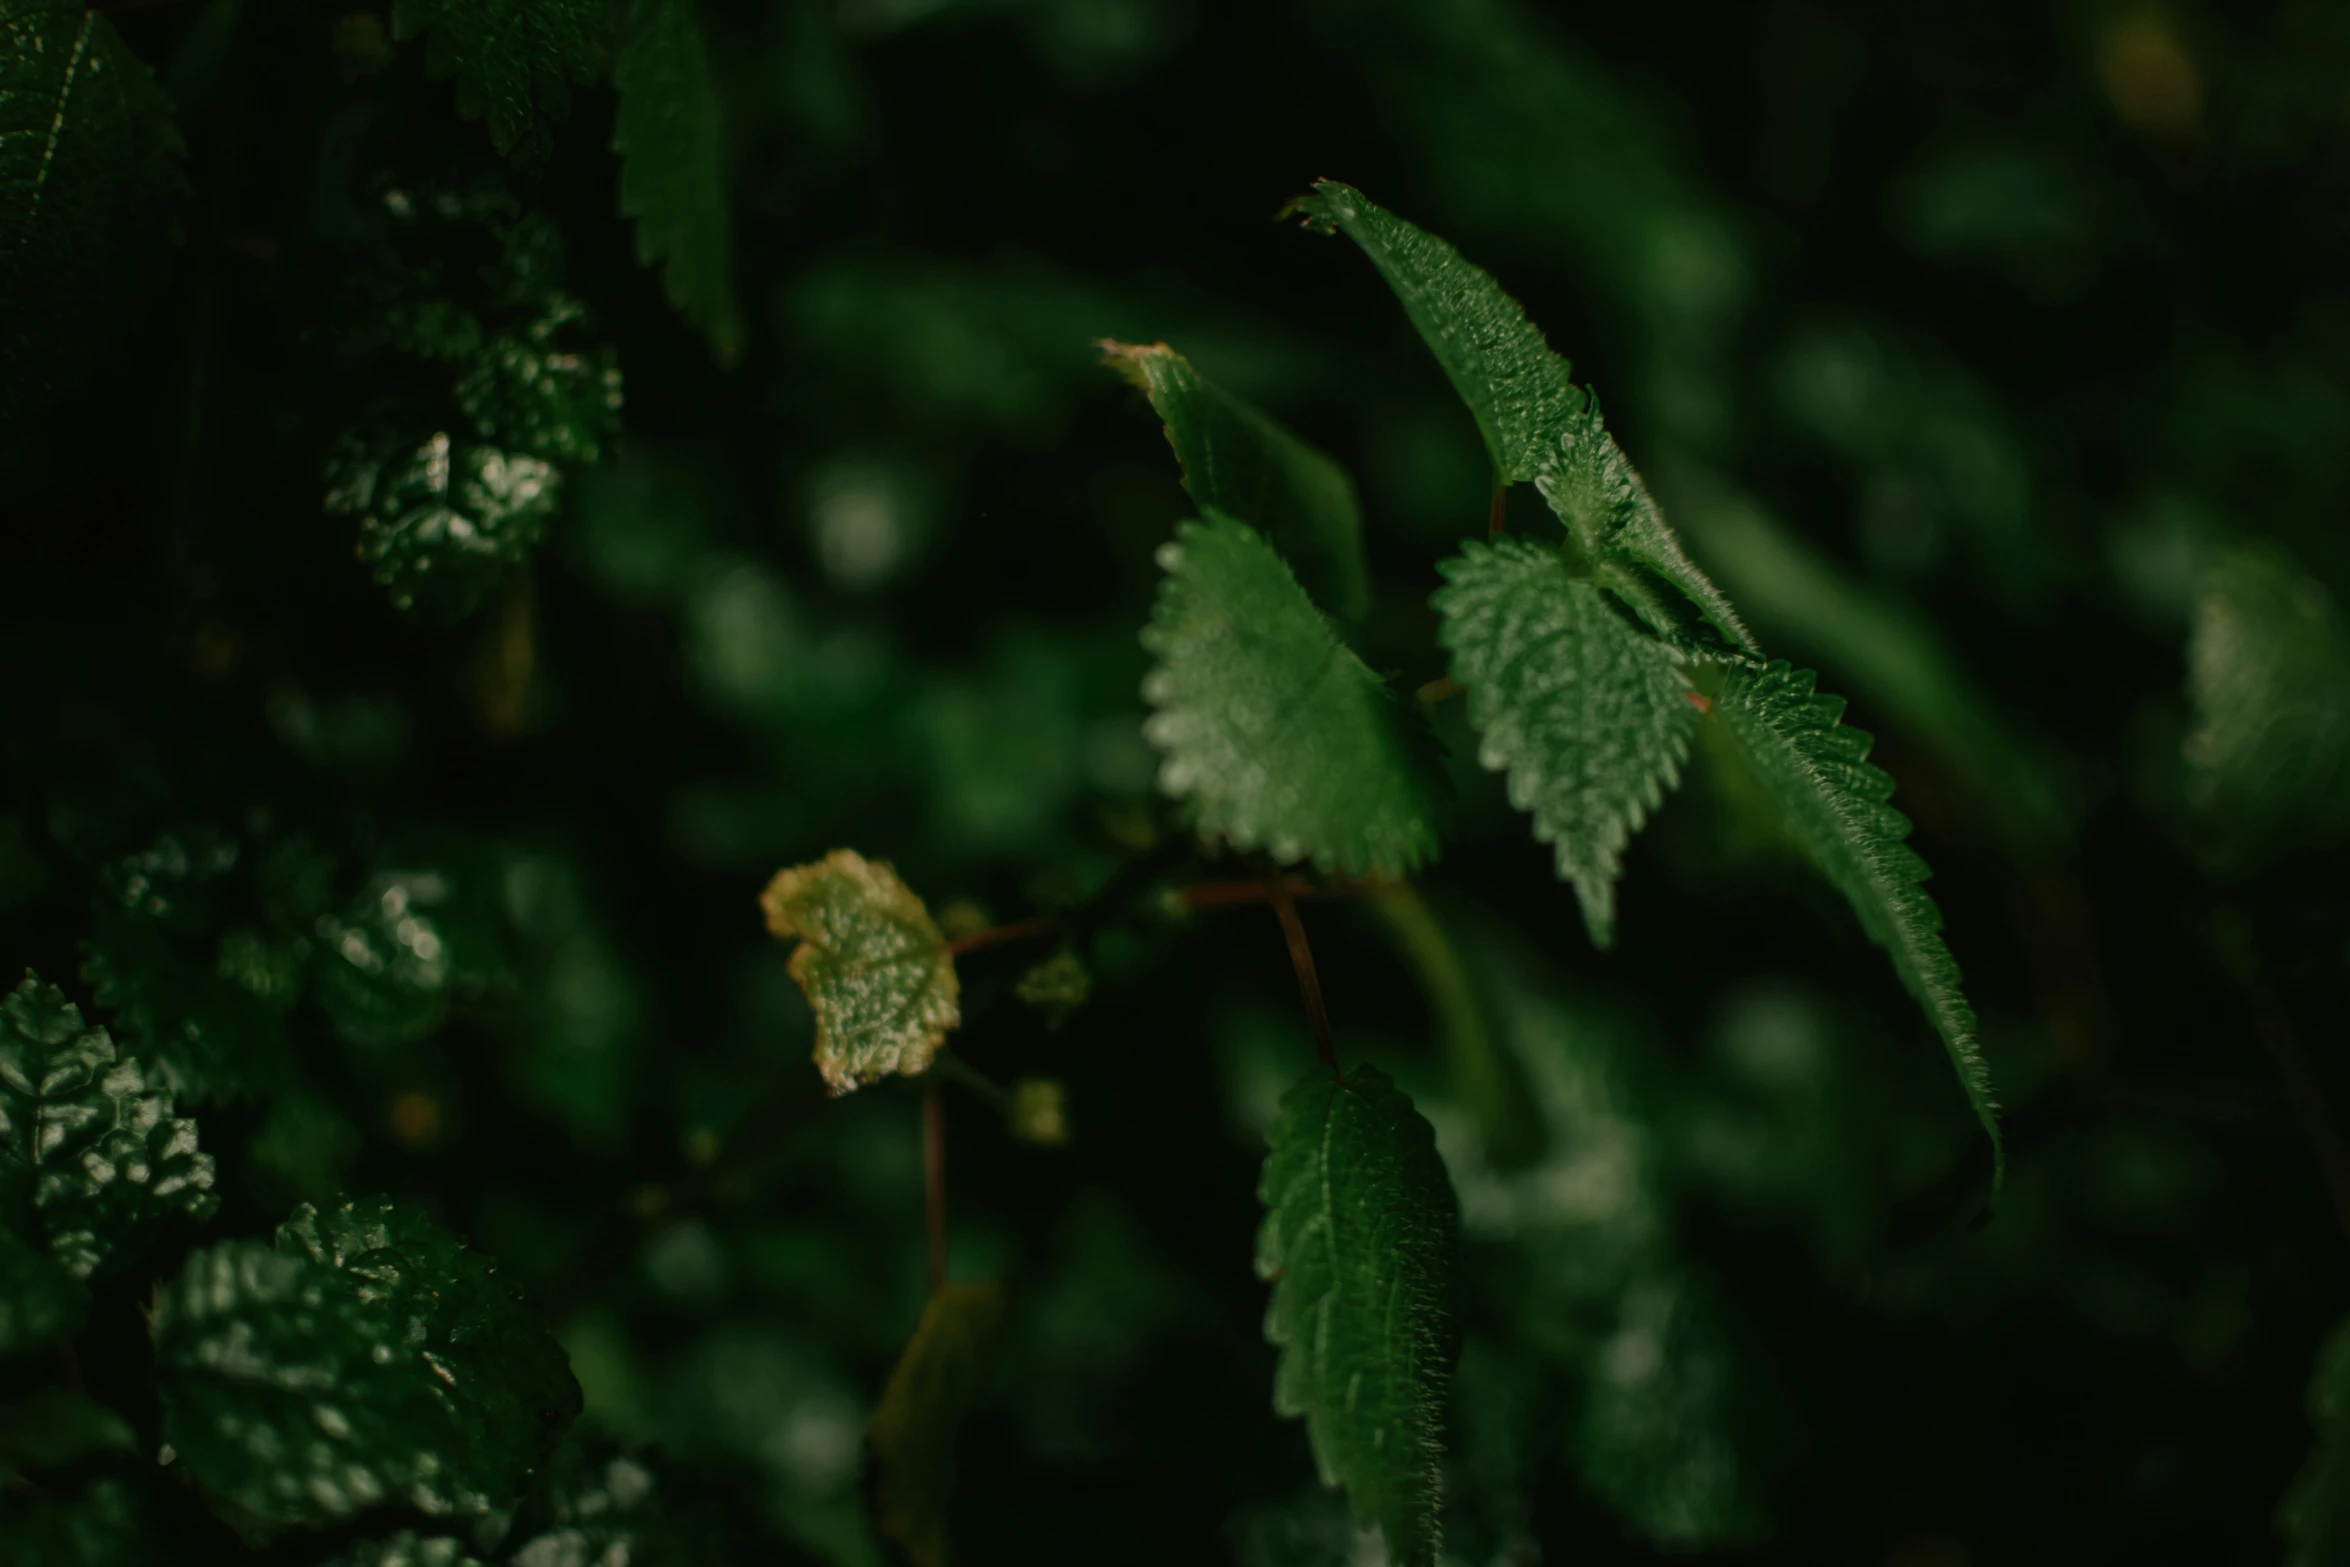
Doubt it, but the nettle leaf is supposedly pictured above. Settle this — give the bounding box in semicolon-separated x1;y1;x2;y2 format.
1434;539;1694;948
392;0;606;162
2186;546;2350;863
614;0;744;363
325;1534;487;1567
1710;659;2002;1195
2283;1314;2350;1567
868;1280;1006;1567
453;295;624;465
1256;1063;1459;1566
0;1228;86;1357
760;850;961;1095
314;867;508;1050
0;975;218;1280
327;425;561;617
1102;339;1370;620
1142;510;1442;876
0;0;186;431
1290;180;1578;486
153;1196;580;1540
1296;182;1749;650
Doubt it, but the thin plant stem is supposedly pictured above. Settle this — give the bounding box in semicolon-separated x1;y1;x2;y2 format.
1488;472;1507;537
1265;873;1338;1072
923;1081;949;1295
945;915;1058;957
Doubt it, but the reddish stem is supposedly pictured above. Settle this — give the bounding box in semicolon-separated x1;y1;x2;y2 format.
945;915;1058;956
1265;874;1338;1072
1488;474;1507;537
923;1082;949;1294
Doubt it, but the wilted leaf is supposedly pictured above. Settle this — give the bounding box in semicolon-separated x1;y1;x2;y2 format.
0;974;218;1280
1257;1063;1459;1566
153;1196;581;1539
760;850;961;1095
614;0;744;362
868;1280;1006;1567
0;0;186;431
1143;510;1442;876
1103;339;1370;619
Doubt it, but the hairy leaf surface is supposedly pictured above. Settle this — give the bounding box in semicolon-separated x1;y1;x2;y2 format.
868;1281;1006;1567
2284;1314;2350;1567
153;1197;580;1538
0;975;217;1279
615;0;744;362
1103;339;1369;619
2186;546;2350;862
1434;540;1694;947
1291;181;1579;486
392;0;605;161
1257;1064;1459;1566
760;850;960;1094
1711;659;2002;1194
0;0;185;431
1142;511;1441;876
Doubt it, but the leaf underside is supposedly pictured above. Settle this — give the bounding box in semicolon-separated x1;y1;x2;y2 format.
152;1196;580;1539
1257;1063;1459;1567
760;849;961;1094
0;1;187;431
868;1280;1006;1567
1710;658;2002;1195
1142;510;1442;876
392;0;606;161
1103;339;1370;620
614;0;745;362
1434;540;1694;947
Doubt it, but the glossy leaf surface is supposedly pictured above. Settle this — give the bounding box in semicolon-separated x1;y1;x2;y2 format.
760;850;961;1094
328;427;561;617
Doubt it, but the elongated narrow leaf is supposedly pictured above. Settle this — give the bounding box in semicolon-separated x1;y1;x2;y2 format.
1102;339;1369;619
760;850;960;1094
1143;510;1441;875
614;0;744;363
0;0;186;431
1257;1064;1459;1566
2284;1314;2350;1566
1294;182;1750;650
1434;539;1694;947
392;0;605;161
153;1197;580;1539
0;975;217;1279
1290;180;1579;486
1710;659;2002;1195
868;1281;1005;1567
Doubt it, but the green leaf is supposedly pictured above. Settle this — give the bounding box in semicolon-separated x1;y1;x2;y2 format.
759;850;961;1095
2283;1314;2350;1567
1102;339;1370;619
2186;546;2350;863
1256;1063;1459;1566
314;868;507;1050
452;295;624;465
867;1280;1006;1567
0;1387;134;1475
153;1196;580;1540
1433;539;1695;947
1709;659;2003;1196
391;0;606;162
1141;510;1443;876
1290;180;1579;487
322;1534;487;1567
1294;182;1750;650
0;1;186;431
0;1229;86;1357
0;975;218;1280
327;424;561;618
0;1475;161;1565
614;0;745;363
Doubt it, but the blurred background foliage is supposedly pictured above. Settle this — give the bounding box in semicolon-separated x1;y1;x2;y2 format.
6;0;2350;1561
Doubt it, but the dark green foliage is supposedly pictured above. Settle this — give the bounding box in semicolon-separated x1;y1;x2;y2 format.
1257;1064;1459;1565
153;1197;579;1540
1142;511;1442;876
869;1281;1007;1567
0;1476;160;1566
2283;1315;2350;1566
1434;539;1694;946
392;0;606;162
1104;339;1371;620
0;974;217;1279
614;0;744;363
0;0;184;432
1710;660;2002;1194
0;1229;84;1357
